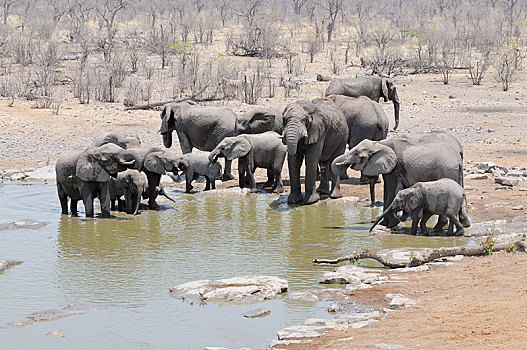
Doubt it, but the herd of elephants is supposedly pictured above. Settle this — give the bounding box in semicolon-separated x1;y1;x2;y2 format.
55;75;471;236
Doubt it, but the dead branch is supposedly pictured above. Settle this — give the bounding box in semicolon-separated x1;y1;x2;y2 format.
313;237;527;268
316;73;333;82
124;95;222;110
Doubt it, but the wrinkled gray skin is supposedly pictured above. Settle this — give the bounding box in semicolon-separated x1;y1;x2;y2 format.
396;132;463;165
109;169;148;215
109;169;176;215
175;152;222;193
325;76;400;130
135;147;180;209
327;94;389;204
160;101;236;180
55;144;141;217
332;138;463;228
283;98;348;205
91;130;141;149
209;131;287;193
235;107;284;135
371;178;470;236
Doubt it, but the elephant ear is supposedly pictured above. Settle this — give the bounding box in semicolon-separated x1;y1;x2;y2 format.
160;104;172;134
227;138;251;160
381;78;389;102
363;144;397;176
143;152;166;175
405;187;423;213
76;152;110;182
248;110;275;133
305;106;324;145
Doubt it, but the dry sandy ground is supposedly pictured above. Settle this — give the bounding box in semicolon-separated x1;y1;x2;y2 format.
1;71;527;348
278;251;527;350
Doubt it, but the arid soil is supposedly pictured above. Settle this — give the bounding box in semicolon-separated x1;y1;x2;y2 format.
277;251;527;350
1;70;527;348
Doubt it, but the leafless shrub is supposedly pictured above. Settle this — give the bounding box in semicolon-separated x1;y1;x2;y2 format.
304;34;321;63
31;41;61;107
329;45;340;75
232;13;282;58
494;43;522;91
242;60;268;104
467;50;491;85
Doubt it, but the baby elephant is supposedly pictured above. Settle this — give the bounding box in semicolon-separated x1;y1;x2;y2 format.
370;178;470;236
109;169;175;214
175;153;222;193
209;131;287;193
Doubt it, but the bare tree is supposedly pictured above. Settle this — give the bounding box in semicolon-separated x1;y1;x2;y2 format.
95;0;128;62
319;0;343;42
290;0;308;15
235;0;264;26
2;0;17;25
494;42;522;91
219;0;229;26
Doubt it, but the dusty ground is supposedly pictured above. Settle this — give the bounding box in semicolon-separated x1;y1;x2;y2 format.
1;70;527;348
279;251;527;350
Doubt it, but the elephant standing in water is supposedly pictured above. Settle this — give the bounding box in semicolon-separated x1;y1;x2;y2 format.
370;178;470;236
160;101;237;180
332;138;463;228
210;131;287;193
56;143;140;217
283;98;348;205
325;76;400;130
174;152;222;193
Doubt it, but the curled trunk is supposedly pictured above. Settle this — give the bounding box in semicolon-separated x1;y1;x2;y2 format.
162;132;173;148
284;121;306;156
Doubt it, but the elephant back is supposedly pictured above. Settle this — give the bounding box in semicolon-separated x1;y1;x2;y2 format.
402;142;463;187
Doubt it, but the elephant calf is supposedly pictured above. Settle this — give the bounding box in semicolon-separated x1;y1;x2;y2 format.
175;153;222;193
209;131;287;193
370;178;470;236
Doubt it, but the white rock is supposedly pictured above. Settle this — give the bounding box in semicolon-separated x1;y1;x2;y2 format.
25;165;56;181
466;173;488;180
169;275;288;303
495;176;519;187
242;308;270;318
389;296;416;309
319;265;382;285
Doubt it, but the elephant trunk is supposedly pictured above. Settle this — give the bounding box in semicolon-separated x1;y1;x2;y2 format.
158;186;176;203
162;132;173;148
370;203;395;232
133;192;141;215
209;148;221;163
331;153;351;177
392;91;400;130
284;121;307;156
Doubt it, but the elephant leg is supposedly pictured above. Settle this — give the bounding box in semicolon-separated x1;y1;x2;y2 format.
328;160;342;199
185;171;193;193
70;199;78;215
447;215;465;236
178;132;193;154
369;178;376;206
459;206;471;228
317;164;330;196
434;215;448;232
110;198;116;211
272;169;284;193
146;172;161;210
304;150;321;205
83;194;94;217
99;182;111;218
420;211;434;235
339;169;350;180
222;159;234;181
204;177;211;191
410;217;419;235
246;166;257;193
125;188;134;214
238;158;247;189
380;174;400;228
210;175;216;190
287;154;303;204
264;168;274;187
57;183;69;215
118;198;125;212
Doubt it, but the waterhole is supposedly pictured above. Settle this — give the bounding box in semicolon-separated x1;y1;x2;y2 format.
0;183;467;349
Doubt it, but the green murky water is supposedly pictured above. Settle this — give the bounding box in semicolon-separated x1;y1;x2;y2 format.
0;183;468;349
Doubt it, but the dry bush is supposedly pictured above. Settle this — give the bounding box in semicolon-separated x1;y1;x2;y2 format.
494;43;523;91
467;49;491;85
242;60;268;104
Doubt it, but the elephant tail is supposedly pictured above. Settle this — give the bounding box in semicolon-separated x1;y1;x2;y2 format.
458;163;464;188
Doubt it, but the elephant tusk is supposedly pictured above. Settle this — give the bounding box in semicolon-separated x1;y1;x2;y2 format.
335;162;348;166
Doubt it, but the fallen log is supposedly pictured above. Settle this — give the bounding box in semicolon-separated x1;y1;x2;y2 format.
313;236;527;268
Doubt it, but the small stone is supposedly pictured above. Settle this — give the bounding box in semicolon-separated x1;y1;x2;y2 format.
327;304;340;313
46;330;64;337
519;188;527;192
242;308;271;318
495;176;519;187
512;205;524;210
375;344;405;349
389;296;416;309
466;174;488;180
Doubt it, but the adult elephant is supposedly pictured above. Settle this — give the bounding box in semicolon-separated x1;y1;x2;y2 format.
91;130;141;149
283;98;348;205
331;138;463;228
327;94;389;204
235;107;283;135
56;144;141;217
160;101;236;180
325;76;400;130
